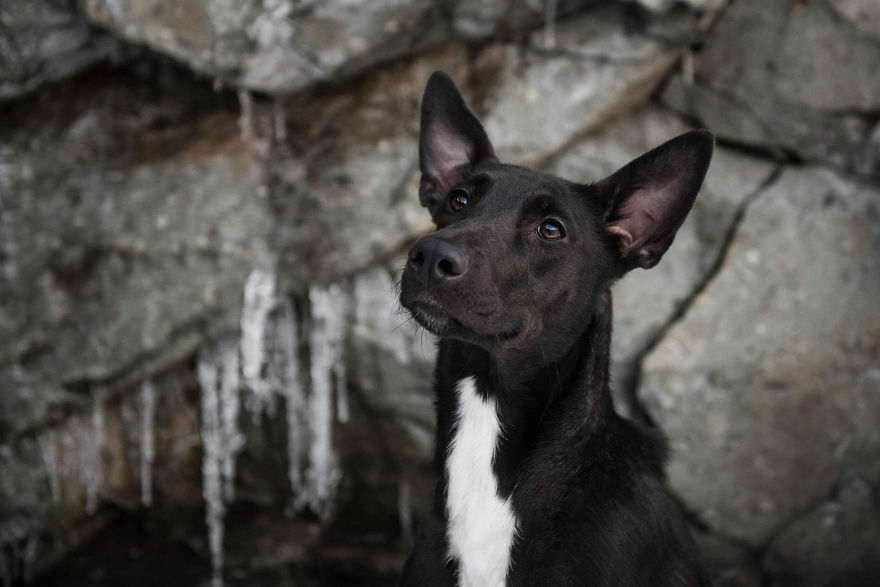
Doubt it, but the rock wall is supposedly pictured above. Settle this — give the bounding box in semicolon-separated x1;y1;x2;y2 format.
1;1;878;585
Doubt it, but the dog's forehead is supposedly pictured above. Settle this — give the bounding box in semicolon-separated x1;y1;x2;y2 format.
474;162;579;209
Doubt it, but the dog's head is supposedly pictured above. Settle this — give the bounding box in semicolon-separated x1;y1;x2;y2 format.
400;71;713;358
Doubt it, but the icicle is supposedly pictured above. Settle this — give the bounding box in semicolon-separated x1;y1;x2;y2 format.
544;0;558;49
273;97;287;144
334;362;349;424
399;480;413;545
0;516;37;586
198;338;243;587
218;339;243;502
37;430;60;506
0;536;8;587
139;381;157;507
198;344;226;587
83;390;105;515
237;90;254;139
305;284;347;517
275;298;309;511
241;268;277;418
21;535;36;584
682;50;695;87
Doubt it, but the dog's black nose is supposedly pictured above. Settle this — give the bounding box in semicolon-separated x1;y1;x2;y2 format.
407;237;469;286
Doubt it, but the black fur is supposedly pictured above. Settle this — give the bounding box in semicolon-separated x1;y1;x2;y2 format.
400;71;714;586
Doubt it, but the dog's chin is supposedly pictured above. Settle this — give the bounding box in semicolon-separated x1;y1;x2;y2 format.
407;304;456;337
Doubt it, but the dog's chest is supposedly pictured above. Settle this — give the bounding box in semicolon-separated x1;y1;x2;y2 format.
445;377;518;587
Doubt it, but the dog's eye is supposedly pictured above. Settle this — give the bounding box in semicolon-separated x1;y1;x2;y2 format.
537;220;565;240
448;189;469;211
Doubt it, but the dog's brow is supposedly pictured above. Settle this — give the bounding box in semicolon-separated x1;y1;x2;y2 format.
469;172;493;188
519;192;573;224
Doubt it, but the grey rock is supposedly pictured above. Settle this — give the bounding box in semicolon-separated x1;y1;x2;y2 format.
853;122;880;180
0;69;267;441
828;0;880;42
272;45;484;287
638;166;880;546
82;0;542;95
451;0;543;40
274;138;422;286
482;6;684;166
0;368;205;576
764;478;880;587
662;0;880;170
0;0;125;100
348;266;436;455
548;106;776;415
630;0;724;14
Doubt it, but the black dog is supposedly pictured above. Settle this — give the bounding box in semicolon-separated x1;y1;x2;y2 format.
399;72;714;586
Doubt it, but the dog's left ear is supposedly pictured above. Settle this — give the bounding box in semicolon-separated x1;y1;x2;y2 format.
595;130;714;272
418;71;496;218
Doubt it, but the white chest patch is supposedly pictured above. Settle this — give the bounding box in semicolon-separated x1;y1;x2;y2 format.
446;376;518;587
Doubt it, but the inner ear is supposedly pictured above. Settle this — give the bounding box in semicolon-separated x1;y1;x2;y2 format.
418;72;495;216
596;130;714;272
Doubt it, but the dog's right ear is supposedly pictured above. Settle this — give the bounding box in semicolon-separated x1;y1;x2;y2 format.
419;71;496;217
594;130;714;273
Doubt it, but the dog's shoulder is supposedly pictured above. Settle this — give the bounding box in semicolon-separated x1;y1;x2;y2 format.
509;418;708;586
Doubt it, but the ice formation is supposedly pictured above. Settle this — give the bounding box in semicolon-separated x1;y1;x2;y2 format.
139;381;156;507
273;97;287;143
37;430;60;506
0;516;37;586
83;391;105;515
194;273;351;584
241;268;277;417
198;338;243;587
237;90;254;139
306;285;347;517
274;298;309;509
544;0;558;48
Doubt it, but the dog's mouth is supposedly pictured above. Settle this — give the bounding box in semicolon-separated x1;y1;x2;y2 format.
402;291;521;344
404;296;458;336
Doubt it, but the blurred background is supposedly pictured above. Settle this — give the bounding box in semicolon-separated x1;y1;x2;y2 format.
1;0;879;585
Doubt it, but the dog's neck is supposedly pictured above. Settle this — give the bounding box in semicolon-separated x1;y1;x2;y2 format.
436;288;617;496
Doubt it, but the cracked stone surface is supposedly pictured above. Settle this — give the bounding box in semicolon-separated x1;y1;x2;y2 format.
0;0;127;100
0;66;266;443
483;5;684;166
638;166;880;546
662;0;880;172
82;0;545;94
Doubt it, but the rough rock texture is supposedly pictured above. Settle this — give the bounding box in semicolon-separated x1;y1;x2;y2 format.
2;0;879;585
632;0;724;14
0;0;129;100
764;478;880;587
82;0;544;94
483;6;683;166
638;167;880;546
0;65;265;443
662;0;880;174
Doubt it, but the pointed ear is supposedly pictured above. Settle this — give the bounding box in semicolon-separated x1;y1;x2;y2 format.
595;130;714;272
419;71;496;216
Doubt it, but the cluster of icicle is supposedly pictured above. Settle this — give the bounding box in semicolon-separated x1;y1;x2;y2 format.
18;268;349;587
197;269;349;587
5;387;110;585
